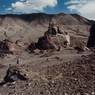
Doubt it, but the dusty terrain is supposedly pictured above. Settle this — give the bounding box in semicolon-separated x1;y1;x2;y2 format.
0;13;95;95
0;48;94;95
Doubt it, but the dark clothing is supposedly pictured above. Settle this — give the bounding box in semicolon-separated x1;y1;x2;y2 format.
87;24;95;48
46;28;57;36
57;28;63;34
36;36;55;50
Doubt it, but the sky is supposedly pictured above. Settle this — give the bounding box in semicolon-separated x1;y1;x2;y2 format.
0;0;95;20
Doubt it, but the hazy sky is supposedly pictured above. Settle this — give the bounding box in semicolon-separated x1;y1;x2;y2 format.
0;0;95;20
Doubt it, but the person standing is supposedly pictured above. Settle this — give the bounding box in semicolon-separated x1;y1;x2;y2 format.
87;23;95;48
44;23;57;37
57;26;63;34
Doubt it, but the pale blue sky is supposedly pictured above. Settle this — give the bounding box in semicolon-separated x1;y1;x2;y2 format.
0;0;95;20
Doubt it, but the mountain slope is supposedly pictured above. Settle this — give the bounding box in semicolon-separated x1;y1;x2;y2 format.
0;13;94;26
0;13;94;42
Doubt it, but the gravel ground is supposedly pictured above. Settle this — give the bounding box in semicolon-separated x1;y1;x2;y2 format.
0;49;94;95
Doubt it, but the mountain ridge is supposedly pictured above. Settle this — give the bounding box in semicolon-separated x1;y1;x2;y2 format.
0;13;95;25
0;13;94;42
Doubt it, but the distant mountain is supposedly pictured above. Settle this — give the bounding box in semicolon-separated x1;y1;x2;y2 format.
0;13;94;26
0;13;94;42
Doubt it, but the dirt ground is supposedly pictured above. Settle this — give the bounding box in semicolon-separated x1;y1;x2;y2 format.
0;48;94;95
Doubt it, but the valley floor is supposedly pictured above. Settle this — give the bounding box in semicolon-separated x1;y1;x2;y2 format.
0;49;94;95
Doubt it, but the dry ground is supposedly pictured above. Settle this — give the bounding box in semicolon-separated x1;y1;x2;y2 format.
0;48;94;95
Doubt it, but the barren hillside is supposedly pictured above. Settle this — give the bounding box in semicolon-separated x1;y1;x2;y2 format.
0;13;95;95
0;13;94;42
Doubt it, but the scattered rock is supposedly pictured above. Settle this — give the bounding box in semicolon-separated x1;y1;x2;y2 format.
0;65;28;86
